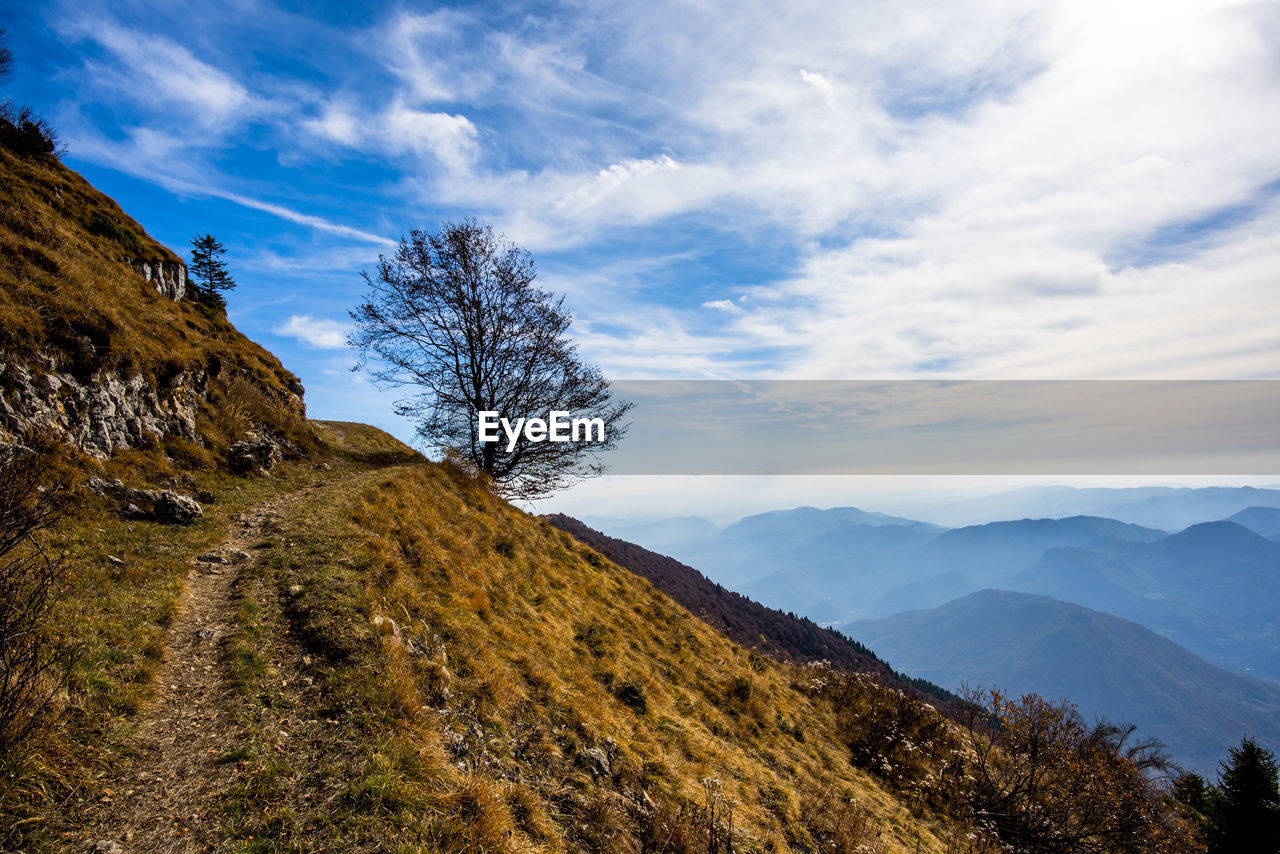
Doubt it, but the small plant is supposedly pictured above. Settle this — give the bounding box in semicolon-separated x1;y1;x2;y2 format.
573;618;610;658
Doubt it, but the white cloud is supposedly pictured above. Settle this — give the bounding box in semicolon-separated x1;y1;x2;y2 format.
471;0;1280;379
302;107;361;147
44;0;1280;382
274;315;352;349
798;69;837;108
65;20;259;125
383;103;479;170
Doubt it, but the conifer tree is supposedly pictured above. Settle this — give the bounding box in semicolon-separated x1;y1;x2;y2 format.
1206;737;1280;853
188;233;236;311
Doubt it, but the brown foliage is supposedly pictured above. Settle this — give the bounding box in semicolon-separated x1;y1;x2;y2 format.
0;444;75;758
957;688;1204;854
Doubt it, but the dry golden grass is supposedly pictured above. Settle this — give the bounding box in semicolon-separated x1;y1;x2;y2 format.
0;148;301;403
233;454;955;853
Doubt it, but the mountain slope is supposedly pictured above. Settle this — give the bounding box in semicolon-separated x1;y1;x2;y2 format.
846;589;1280;774
1010;521;1280;680
0;147;307;460
544;513;955;703
1225;506;1280;540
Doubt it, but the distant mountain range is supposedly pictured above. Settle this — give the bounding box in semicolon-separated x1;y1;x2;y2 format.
846;590;1280;775
662;506;943;623
597;495;1280;681
582;488;1280;772
902;484;1280;530
1008;521;1280;681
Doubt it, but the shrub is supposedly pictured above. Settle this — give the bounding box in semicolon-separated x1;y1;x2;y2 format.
0;105;61;159
0;444;75;756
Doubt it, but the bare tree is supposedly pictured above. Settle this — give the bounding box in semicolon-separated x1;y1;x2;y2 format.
349;219;631;500
957;688;1197;854
0;30;12;84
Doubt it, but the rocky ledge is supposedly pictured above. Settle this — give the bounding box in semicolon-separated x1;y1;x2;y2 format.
124;258;187;301
0;356;205;458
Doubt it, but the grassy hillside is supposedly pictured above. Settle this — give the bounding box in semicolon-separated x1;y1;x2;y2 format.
205;454;955;851
2;421;979;852
545;513;956;705
0;148;306;459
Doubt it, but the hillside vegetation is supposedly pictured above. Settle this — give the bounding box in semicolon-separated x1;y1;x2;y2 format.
0;147;307;460
545;513;954;704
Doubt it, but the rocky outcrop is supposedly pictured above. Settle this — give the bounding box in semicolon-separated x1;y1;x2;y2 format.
0;356;204;458
125;258;187;300
228;434;283;475
89;480;205;525
227;430;303;475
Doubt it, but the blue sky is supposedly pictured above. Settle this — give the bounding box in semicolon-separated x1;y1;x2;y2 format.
5;0;1280;513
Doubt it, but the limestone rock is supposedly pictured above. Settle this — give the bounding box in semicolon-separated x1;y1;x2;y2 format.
124;258;187;300
575;747;611;778
120;503;147;520
0;358;204;459
152;490;202;525
228;435;283;475
85;476;124;496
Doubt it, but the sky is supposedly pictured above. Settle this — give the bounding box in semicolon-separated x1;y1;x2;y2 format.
4;0;1280;517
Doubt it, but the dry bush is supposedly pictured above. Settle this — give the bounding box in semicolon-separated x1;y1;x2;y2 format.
202;373;316;458
0;444;76;758
957;688;1203;854
804;663;961;805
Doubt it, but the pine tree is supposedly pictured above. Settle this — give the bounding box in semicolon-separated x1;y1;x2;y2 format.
1207;737;1280;853
188;234;236;311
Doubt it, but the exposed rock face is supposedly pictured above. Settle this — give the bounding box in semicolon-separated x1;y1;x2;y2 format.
0;356;205;459
574;747;611;778
125;258;187;300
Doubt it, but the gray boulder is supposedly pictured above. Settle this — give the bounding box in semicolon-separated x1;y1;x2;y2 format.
228;436;283;474
153;490;202;525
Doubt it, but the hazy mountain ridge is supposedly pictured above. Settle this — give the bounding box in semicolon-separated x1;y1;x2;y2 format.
846;589;1280;775
1009;521;1280;680
1227;506;1280;540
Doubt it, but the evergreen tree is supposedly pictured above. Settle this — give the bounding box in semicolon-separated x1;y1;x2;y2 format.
188;234;236;311
1207;737;1280;853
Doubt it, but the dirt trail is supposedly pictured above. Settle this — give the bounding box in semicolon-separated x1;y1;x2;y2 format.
84;478;335;853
